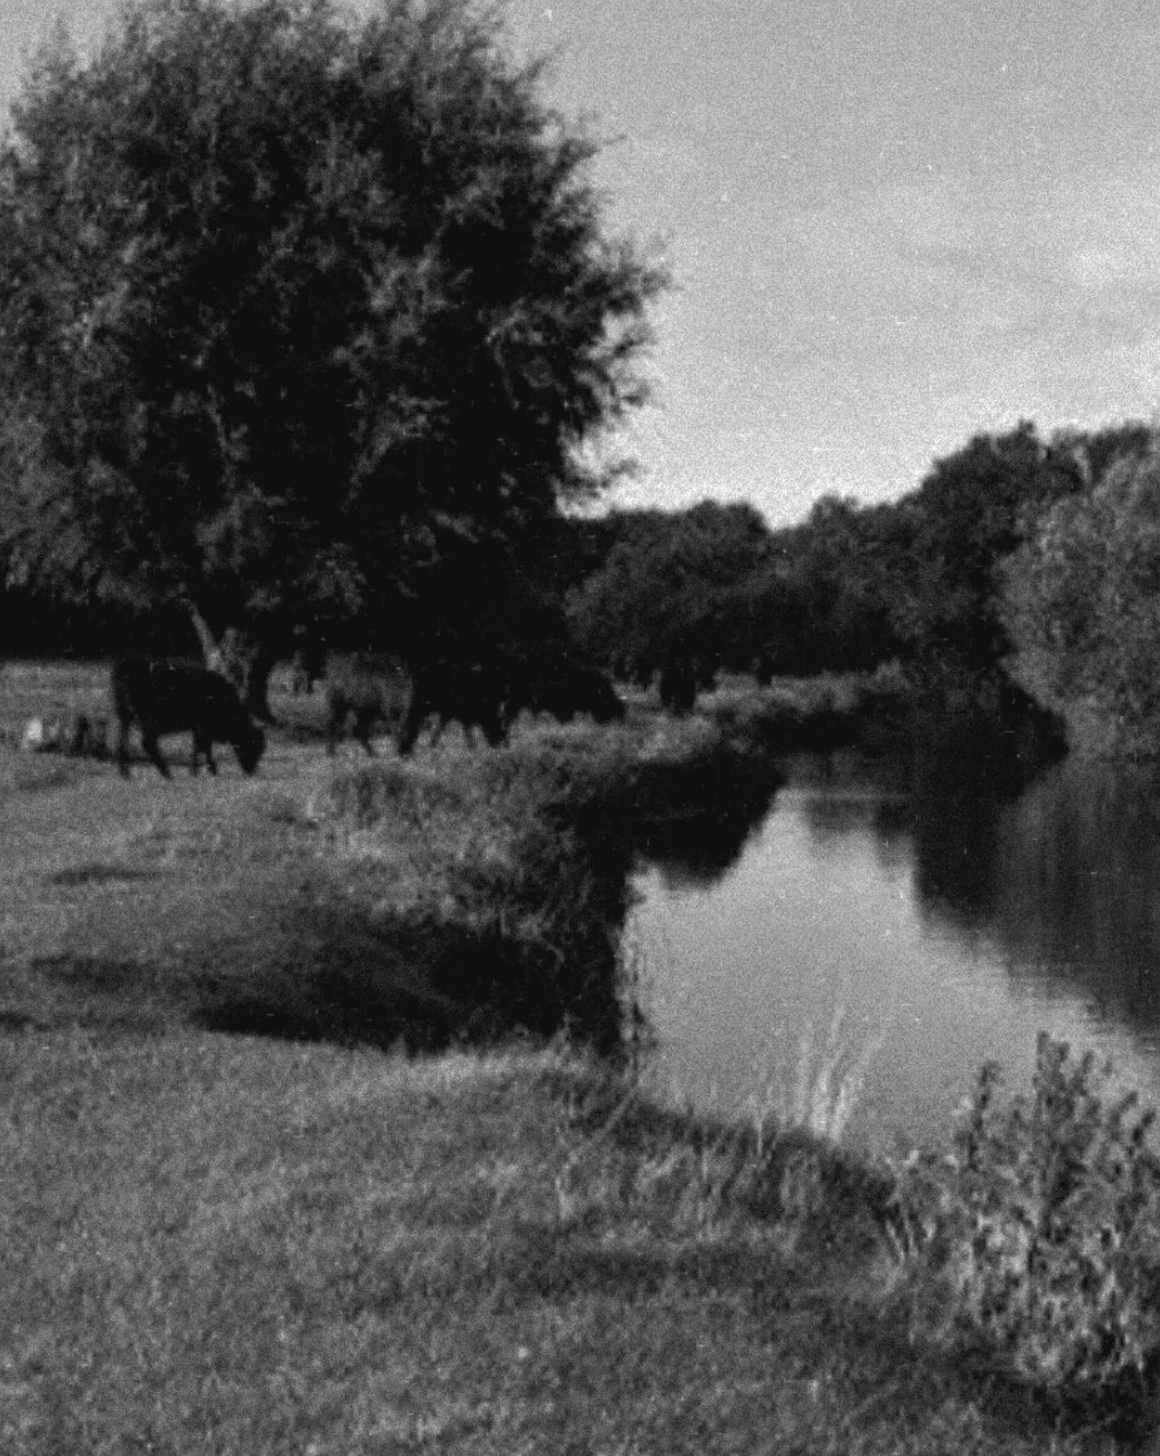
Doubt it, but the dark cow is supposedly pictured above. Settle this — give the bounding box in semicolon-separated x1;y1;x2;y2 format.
111;658;266;779
324;652;412;755
398;659;510;755
509;652;625;728
325;652;510;756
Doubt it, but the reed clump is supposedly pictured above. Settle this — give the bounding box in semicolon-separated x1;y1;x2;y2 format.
891;1033;1160;1437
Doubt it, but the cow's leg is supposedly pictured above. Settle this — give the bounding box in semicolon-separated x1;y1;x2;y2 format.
353;708;377;756
192;731;217;774
141;730;171;780
325;704;342;756
116;717;133;778
396;698;427;757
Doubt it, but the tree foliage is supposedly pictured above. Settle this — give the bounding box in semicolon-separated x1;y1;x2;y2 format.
565;495;909;690
565;500;773;686
887;422;1089;674
0;0;662;692
558;419;1154;716
1002;435;1160;753
750;496;908;676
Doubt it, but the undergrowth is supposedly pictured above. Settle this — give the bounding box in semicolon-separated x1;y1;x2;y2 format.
892;1033;1160;1436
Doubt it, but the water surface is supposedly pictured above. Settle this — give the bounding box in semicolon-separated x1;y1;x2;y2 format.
630;750;1160;1153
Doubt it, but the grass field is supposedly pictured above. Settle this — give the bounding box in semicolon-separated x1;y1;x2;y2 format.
0;660;1132;1454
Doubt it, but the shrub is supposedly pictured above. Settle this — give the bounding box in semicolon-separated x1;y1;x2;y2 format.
895;1034;1160;1413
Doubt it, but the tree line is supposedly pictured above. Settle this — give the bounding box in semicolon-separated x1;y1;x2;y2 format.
564;418;1160;747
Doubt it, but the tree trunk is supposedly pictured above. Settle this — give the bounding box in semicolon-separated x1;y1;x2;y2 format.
187;604;221;668
242;649;277;722
184;603;277;720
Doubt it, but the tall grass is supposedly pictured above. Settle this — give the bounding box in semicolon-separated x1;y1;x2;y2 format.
307;715;788;1053
777;999;885;1144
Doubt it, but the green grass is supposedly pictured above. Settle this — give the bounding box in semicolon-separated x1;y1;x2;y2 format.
0;660;1137;1453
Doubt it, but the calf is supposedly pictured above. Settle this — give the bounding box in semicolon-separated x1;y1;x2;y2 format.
111;658;265;779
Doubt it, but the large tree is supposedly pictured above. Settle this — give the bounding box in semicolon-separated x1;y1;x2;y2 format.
0;0;662;709
889;422;1088;676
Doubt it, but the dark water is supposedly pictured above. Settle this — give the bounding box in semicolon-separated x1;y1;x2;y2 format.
630;749;1160;1154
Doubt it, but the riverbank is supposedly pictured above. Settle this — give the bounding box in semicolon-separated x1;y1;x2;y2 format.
4;1034;1116;1455
0;662;788;1049
0;662;1138;1451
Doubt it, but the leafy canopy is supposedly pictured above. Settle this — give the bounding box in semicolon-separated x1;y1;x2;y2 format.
0;0;663;644
1002;435;1160;753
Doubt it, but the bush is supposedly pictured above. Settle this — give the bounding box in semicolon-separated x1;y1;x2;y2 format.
895;1034;1160;1414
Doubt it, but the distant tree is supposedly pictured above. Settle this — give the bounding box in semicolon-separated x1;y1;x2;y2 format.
566;500;772;693
752;496;907;675
0;0;662;710
891;422;1088;675
1002;435;1160;753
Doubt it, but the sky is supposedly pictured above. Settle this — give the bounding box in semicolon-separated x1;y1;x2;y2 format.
5;1;1160;525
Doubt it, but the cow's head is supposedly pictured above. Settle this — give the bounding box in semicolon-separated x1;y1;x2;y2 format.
586;672;626;723
236;723;266;774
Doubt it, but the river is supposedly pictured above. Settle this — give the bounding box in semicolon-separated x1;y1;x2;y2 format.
629;747;1160;1155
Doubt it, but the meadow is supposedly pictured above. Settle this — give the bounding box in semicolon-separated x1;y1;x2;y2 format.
0;660;1143;1454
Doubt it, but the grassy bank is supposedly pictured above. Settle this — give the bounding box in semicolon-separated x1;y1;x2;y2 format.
4;1036;1124;1455
0;659;787;1051
0;661;1144;1452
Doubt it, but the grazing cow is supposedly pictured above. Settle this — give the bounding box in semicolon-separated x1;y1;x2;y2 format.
509;652;626;728
111;658;265;779
325;652;511;756
324;652;412;755
397;659;510;755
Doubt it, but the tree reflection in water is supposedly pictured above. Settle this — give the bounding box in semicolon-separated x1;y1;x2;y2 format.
630;706;1160;1146
792;746;1160;1042
634;788;781;892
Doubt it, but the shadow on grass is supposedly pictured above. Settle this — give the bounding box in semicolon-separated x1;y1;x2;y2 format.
47;864;163;888
0;1009;38;1032
33;953;146;994
8;763;83;793
192;891;621;1056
